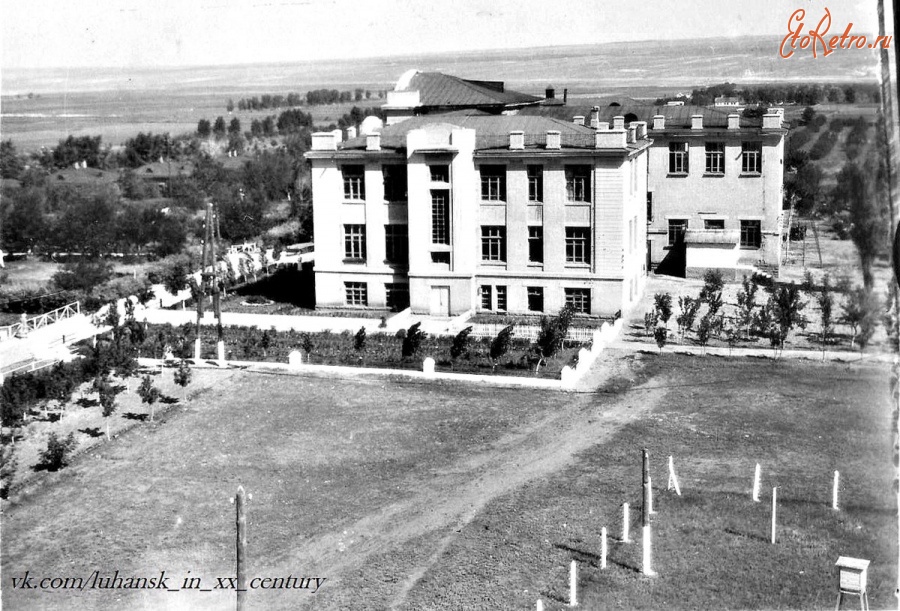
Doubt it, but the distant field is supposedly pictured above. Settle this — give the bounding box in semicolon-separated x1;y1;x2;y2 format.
1;352;892;610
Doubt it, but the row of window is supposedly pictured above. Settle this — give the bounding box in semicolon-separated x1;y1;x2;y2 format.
481;285;591;313
344;282;410;310
668;142;762;175
341;164;592;203
666;219;762;248
344;281;591;314
342;224;592;265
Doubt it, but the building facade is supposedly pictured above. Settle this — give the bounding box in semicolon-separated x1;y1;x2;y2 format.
522;104;788;276
306;114;652;317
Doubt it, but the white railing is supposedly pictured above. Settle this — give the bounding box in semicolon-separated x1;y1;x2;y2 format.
0;302;81;341
468;323;596;343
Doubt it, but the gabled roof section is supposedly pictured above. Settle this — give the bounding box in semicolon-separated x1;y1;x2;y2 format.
394;71;540;108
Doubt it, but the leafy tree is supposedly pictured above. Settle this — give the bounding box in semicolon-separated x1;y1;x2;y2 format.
490;324;515;371
767;282;808;350
228;117;241;136
653;326;668;352
533;304;575;372
54;191;118;257
676;296;700;341
226;99;235;112
831;158;887;290
96;376;120;440
0;443;18;498
842;287;879;350
353;326;367;352
174;359;192;401
52;259;114;294
654;293;673;326
696;314;713;353
735;275;759;338
1;187;50;253
51;135;102;168
138;375;160;421
815;273;835;356
197;119;211;137
401;322;427;359
300;332;314;362
260;329;272;357
644;310;658;337
450;326;473;364
39;432;77;471
801;106;816;124
0;139;24;179
213;116;227;139
162;258;191;295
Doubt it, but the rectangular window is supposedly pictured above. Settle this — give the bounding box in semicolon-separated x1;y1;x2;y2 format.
704;219;725;230
382;165;407;202
480;165;506;201
481;226;506;262
431;191;450;245
344;282;367;306
431;252;451;265
742;142;762;174
527;165;543;202
342;165;365;200
496;286;507;312
384;225;408;265
527;287;544;312
668;219;688;246
647;192;653;222
528;226;544;263
565;288;591;314
565;166;591;202
480;285;492;309
343;224;366;260
669;142;689;174
705;142;725;174
565;227;590;264
430;164;449;183
740;220;762;248
385;283;409;311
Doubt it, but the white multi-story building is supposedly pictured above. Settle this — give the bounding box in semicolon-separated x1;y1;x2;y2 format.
305;114;652;317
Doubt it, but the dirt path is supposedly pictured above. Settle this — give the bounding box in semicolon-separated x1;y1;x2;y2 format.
259;351;662;609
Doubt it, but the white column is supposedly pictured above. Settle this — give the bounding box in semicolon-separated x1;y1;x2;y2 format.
601;527;608;569
832;471;840;510
771;487;777;544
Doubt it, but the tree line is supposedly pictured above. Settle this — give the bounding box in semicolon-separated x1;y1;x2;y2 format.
655;82;881;107
226;88;386;112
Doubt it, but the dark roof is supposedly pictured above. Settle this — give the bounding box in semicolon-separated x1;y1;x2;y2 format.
395;71;540;108
339;114;643;152
134;160;195;178
520;103;764;129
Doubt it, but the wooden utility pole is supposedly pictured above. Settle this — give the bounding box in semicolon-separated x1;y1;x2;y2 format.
642;448;655;576
198;202;225;361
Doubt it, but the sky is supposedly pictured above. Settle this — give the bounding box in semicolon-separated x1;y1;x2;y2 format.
0;0;891;70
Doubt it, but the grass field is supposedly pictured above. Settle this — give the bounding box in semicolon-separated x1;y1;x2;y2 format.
1;350;894;610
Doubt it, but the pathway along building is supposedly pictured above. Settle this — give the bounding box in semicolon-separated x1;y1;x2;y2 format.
305;114;652;317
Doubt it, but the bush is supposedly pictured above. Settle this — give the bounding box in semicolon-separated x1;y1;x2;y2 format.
401;323;426;358
39;432;77;471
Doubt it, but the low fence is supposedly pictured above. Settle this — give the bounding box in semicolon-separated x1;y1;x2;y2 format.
0;302;81;342
468;323;597;343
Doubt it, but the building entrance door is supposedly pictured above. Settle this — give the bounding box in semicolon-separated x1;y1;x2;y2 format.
430;286;450;316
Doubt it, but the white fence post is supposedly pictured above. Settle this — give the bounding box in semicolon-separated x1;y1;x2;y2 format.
622;502;630;542
752;463;761;502
600;527;607;569
832;470;840;510
569;560;578;607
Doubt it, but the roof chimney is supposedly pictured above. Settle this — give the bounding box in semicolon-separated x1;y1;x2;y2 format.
509;130;525;150
597;122;610;131
627;125;637;143
762;112;782;129
546;130;561;150
311;132;337;151
346;126;357;140
545;86;555;100
612;115;625;130
652;115;665;130
573;115;585;126
691;115;703;130
366;133;381;151
332;128;343;143
727;114;740;129
595;129;627;149
633;121;648;138
590;106;601;129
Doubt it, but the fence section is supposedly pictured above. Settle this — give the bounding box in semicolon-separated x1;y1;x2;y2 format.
468;323;596;343
0;302;81;342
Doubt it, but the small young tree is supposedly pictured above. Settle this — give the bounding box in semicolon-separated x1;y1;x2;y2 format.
97;378;119;440
769;282;808;351
653;326;668;353
735;275;759;339
676;296;700;342
654;293;673;327
401;323;427;359
260;329;272;358
490;324;515;371
644;311;659;337
816;273;835;358
534;305;575;372
39;432;77;472
449;326;473;366
700;270;725;302
174;359;192;401
696;314;713;354
300;332;314;363
137;375;160;422
724;324;740;356
842;288;879;351
354;326;367;352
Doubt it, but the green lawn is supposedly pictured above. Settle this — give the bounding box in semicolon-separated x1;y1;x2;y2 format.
1;353;894;610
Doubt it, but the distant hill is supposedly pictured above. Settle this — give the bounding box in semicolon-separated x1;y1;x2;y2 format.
2;35;880;97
